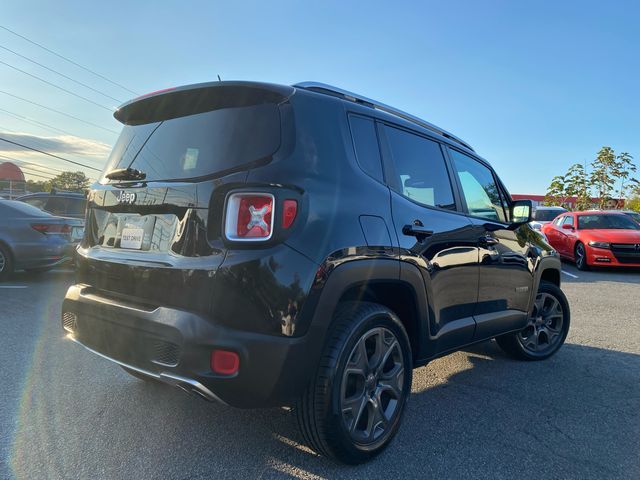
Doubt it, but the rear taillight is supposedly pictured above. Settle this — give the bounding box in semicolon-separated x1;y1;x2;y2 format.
225;193;275;241
31;223;71;234
282;200;298;229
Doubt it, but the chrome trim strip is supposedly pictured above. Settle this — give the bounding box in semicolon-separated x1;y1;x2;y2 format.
67;335;227;405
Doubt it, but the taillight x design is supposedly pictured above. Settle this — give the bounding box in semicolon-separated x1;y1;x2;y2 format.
225;193;275;240
224;192;297;241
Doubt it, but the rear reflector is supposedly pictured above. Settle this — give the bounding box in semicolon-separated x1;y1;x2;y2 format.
282;199;298;229
211;350;240;375
31;223;71;234
225;193;274;241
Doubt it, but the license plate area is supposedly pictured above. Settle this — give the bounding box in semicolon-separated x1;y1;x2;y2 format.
115;215;156;251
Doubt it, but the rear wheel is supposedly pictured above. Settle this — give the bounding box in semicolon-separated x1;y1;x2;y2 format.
0;244;14;282
496;281;570;360
296;302;412;464
574;242;589;271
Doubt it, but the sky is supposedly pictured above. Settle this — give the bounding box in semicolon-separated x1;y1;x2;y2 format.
1;0;639;194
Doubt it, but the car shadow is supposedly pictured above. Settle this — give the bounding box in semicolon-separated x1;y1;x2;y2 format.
10;339;639;479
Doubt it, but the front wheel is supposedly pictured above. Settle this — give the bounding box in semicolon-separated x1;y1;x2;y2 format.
496;281;570;361
296;302;412;464
0;244;14;282
575;242;589;271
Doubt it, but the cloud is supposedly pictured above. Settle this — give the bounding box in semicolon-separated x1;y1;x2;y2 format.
0;131;111;158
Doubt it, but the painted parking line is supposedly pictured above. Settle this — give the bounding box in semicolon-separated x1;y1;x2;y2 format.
561;270;579;279
0;285;28;289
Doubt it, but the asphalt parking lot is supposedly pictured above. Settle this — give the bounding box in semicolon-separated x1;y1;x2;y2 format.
1;265;639;480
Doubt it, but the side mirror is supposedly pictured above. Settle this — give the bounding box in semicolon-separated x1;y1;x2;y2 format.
562;223;574;230
510;199;533;225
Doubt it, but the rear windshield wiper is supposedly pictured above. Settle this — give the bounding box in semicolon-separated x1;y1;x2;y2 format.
105;167;146;181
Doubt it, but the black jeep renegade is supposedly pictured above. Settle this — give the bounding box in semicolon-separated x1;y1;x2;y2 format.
62;81;569;464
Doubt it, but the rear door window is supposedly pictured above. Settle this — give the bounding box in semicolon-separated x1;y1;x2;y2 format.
382;125;456;210
348;115;383;182
449;149;507;222
103;104;281;182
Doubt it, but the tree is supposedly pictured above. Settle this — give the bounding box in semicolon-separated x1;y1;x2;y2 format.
590;147;617;209
565;163;590;211
544;174;569;206
25;179;51;193
50;171;90;192
614;152;637;201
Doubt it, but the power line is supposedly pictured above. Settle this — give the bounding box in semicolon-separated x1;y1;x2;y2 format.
0;45;124;103
0;90;119;134
0;106;77;136
0;136;101;171
0;59;114;111
0;153;67;174
0;123;106;169
20;167;56;179
0;25;139;95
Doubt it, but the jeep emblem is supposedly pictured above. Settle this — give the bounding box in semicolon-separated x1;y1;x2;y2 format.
116;191;136;204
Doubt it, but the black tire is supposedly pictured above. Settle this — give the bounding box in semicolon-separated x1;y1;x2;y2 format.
121;366;158;382
295;302;412;464
496;281;570;361
0;244;14;282
574;242;590;271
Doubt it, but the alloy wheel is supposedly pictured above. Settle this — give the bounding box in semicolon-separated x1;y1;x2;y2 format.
518;292;564;354
340;327;405;444
575;244;586;269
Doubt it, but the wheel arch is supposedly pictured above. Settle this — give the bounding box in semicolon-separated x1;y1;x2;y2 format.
308;258;429;363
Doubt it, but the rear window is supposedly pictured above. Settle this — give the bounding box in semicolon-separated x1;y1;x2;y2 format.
103;104;281;182
534;209;565;222
2;200;53;217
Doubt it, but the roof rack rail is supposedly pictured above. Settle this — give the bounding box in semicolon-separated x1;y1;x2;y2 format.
293;82;474;152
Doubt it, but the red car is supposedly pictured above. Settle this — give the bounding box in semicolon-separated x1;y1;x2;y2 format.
541;211;640;270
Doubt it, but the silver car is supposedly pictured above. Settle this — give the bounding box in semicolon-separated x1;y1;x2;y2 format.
0;200;83;280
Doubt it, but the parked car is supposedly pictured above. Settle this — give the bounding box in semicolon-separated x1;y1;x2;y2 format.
0;200;83;280
530;206;567;231
620;210;640;225
61;81;569;464
541;210;640;270
17;191;87;219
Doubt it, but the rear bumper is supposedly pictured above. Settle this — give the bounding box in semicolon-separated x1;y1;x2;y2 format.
61;284;322;408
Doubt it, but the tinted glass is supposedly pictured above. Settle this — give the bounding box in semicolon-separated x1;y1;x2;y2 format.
449;149;507;222
383;125;455;209
66;198;87;216
624;212;640;223
1;200;52;217
562;216;574;226
349;116;383;181
22;197;48;210
45;197;67;216
104;104;281;181
578;214;640;230
534;209;566;222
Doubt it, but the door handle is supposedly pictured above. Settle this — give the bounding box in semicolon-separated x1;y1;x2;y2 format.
479;235;499;247
402;223;434;240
